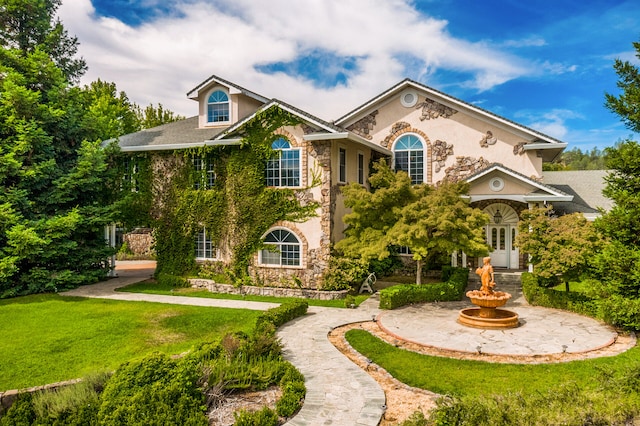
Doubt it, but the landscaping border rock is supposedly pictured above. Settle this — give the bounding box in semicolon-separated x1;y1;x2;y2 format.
189;279;348;300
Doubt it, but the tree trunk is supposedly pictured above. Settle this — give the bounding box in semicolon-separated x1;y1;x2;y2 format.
416;259;422;285
565;280;570;292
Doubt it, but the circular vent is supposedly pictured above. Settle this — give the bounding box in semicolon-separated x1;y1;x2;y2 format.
400;90;418;107
490;177;505;192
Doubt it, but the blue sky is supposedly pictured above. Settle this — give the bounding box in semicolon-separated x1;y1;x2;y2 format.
58;0;640;150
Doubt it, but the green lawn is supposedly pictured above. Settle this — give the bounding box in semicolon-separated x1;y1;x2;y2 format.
118;280;369;308
346;329;640;397
0;294;261;391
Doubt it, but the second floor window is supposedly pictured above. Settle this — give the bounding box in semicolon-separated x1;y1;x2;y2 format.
266;138;300;187
193;157;215;189
207;90;229;123
394;134;424;184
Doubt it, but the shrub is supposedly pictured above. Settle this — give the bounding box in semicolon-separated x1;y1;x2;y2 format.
521;273;599;318
254;299;308;330
97;352;207;426
156;272;190;288
233;406;279;426
344;294;356;308
276;364;306;418
0;393;36;426
598;294;640;331
321;256;369;291
379;267;468;309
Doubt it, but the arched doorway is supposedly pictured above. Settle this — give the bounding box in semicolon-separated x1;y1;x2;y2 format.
483;203;519;269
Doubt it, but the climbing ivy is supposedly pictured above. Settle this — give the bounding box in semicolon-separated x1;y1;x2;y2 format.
147;107;319;281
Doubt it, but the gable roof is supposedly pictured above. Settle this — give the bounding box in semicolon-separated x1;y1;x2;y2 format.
186;74;270;103
464;163;573;203
335;79;567;160
542;170;613;219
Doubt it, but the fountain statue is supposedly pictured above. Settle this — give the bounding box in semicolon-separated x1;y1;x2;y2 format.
458;257;519;329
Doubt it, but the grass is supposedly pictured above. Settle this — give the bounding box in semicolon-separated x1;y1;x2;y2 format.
0;294;261;391
551;280;590;293
118;279;370;308
345;329;640;398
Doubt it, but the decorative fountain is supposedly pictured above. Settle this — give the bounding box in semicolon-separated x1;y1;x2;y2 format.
458;257;519;329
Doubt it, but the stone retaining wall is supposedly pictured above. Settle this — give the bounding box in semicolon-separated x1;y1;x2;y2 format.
189;279;348;300
0;378;81;413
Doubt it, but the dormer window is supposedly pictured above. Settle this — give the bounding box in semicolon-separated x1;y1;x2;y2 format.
207;90;230;123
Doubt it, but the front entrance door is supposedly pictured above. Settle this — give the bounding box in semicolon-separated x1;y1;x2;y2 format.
487;225;509;267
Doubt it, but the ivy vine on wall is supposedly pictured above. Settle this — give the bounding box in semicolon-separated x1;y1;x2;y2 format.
130;107;319;281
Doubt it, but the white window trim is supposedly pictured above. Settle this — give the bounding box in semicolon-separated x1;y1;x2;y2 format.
195;227;219;261
258;227;304;269
392;133;425;184
266;141;302;188
205;88;231;125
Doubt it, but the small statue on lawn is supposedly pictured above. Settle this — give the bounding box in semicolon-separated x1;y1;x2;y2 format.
476;256;495;296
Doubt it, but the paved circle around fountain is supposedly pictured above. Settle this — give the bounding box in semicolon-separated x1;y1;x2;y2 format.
377;301;621;356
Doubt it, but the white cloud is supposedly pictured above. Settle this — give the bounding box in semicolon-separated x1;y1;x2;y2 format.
58;0;533;120
521;109;583;140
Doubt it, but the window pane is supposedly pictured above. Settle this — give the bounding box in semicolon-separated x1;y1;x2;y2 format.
339;148;346;182
395;152;409;174
358;153;364;184
261;247;281;265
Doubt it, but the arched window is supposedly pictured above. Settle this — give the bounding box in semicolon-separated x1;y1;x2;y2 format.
260;228;301;266
207;90;229;123
394;134;424;184
266;138;301;187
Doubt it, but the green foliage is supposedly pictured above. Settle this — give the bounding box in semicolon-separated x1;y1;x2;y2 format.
97;352;208;425
598;294;640;331
321;255;369;291
134;103;184;129
149;107;318;280
605;40;640;133
520;273;599;318
338;160;488;284
156;272;189;288
544;146;607;171
0;393;36;426
379;267;468;309
276;363;306;418
516;206;602;285
233;406;279;426
254;299;308;330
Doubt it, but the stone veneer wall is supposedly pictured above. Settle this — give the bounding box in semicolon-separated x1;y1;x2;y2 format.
123;228;154;255
189;278;347;300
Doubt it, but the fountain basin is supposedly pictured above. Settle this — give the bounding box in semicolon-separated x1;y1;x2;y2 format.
458;307;519;329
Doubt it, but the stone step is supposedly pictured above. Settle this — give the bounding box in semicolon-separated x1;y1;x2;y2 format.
468;271;523;286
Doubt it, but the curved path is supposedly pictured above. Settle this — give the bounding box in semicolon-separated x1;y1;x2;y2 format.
63;262;633;425
62;262;386;425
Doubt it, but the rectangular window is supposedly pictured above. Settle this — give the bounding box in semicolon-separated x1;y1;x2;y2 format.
339;147;347;183
397;246;412;255
193;157;216;189
195;228;216;260
357;152;364;184
265;150;300;187
123;158;139;192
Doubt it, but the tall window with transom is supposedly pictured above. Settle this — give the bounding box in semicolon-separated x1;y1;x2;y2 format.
207;90;229;123
195;228;216;260
394;134;424;184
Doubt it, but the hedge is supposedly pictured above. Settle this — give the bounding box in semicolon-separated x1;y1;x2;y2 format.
254;299;309;330
521;273;599;318
379;267;468;310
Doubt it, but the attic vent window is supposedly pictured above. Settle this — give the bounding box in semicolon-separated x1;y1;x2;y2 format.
400;90;418;107
490;177;504;192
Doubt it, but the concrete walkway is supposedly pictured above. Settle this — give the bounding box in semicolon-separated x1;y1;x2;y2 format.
62;262;386;425
61;261;633;425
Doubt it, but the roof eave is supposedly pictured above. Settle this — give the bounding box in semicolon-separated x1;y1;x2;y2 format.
303;132;392;155
120;139;242;152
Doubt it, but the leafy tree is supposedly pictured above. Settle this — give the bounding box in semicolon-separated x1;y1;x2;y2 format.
516;207;602;290
605;40;640;133
337;160;489;284
135;103;184;129
544;147;607;171
83;79;141;139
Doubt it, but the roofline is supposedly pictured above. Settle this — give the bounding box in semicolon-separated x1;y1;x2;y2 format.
303;132;392;155
186;74;269;103
120;140;241;152
523;142;568;151
335;78;566;146
465;163;572;199
469;194;574;203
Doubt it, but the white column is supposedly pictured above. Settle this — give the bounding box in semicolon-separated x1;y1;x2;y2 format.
451;251;457;267
461;252;467;268
106;224;118;277
527;202;534;273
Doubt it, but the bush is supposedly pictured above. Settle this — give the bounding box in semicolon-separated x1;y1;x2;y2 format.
255;299;308;330
599;295;640;331
321;256;369;291
156;272;190;288
0;393;36;426
233;406;279;426
379;267;468;309
276;364;306;418
97;352;207;426
521;273;599;318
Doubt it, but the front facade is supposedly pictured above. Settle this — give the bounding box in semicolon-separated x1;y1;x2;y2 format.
116;75;591;287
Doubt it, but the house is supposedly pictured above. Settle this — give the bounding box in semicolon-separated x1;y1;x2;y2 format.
114;75;606;287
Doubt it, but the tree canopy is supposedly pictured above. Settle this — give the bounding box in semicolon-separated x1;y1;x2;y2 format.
337;160;489;284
